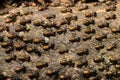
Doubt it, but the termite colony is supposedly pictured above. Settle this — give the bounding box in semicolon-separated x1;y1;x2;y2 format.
0;0;119;80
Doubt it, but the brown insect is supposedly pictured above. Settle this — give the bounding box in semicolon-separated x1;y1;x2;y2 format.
60;59;68;66
84;28;95;34
93;56;104;63
27;70;39;79
0;26;4;32
85;11;96;17
15;66;26;73
59;75;66;79
78;5;88;11
33;20;41;26
69;36;80;42
76;48;88;56
98;65;104;71
7;33;15;39
82;34;91;41
19;18;27;25
59;49;68;54
18;55;30;62
33;37;41;44
5;55;16;62
43;30;55;37
15;25;24;32
26;46;34;53
1;41;11;48
5;47;13;53
115;64;120;69
94;44;104;50
22;36;32;43
61;8;72;13
109;57;118;64
57;28;66;34
95;33;106;40
36;62;48;69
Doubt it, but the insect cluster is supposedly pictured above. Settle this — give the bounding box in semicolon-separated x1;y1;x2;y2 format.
0;0;119;80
